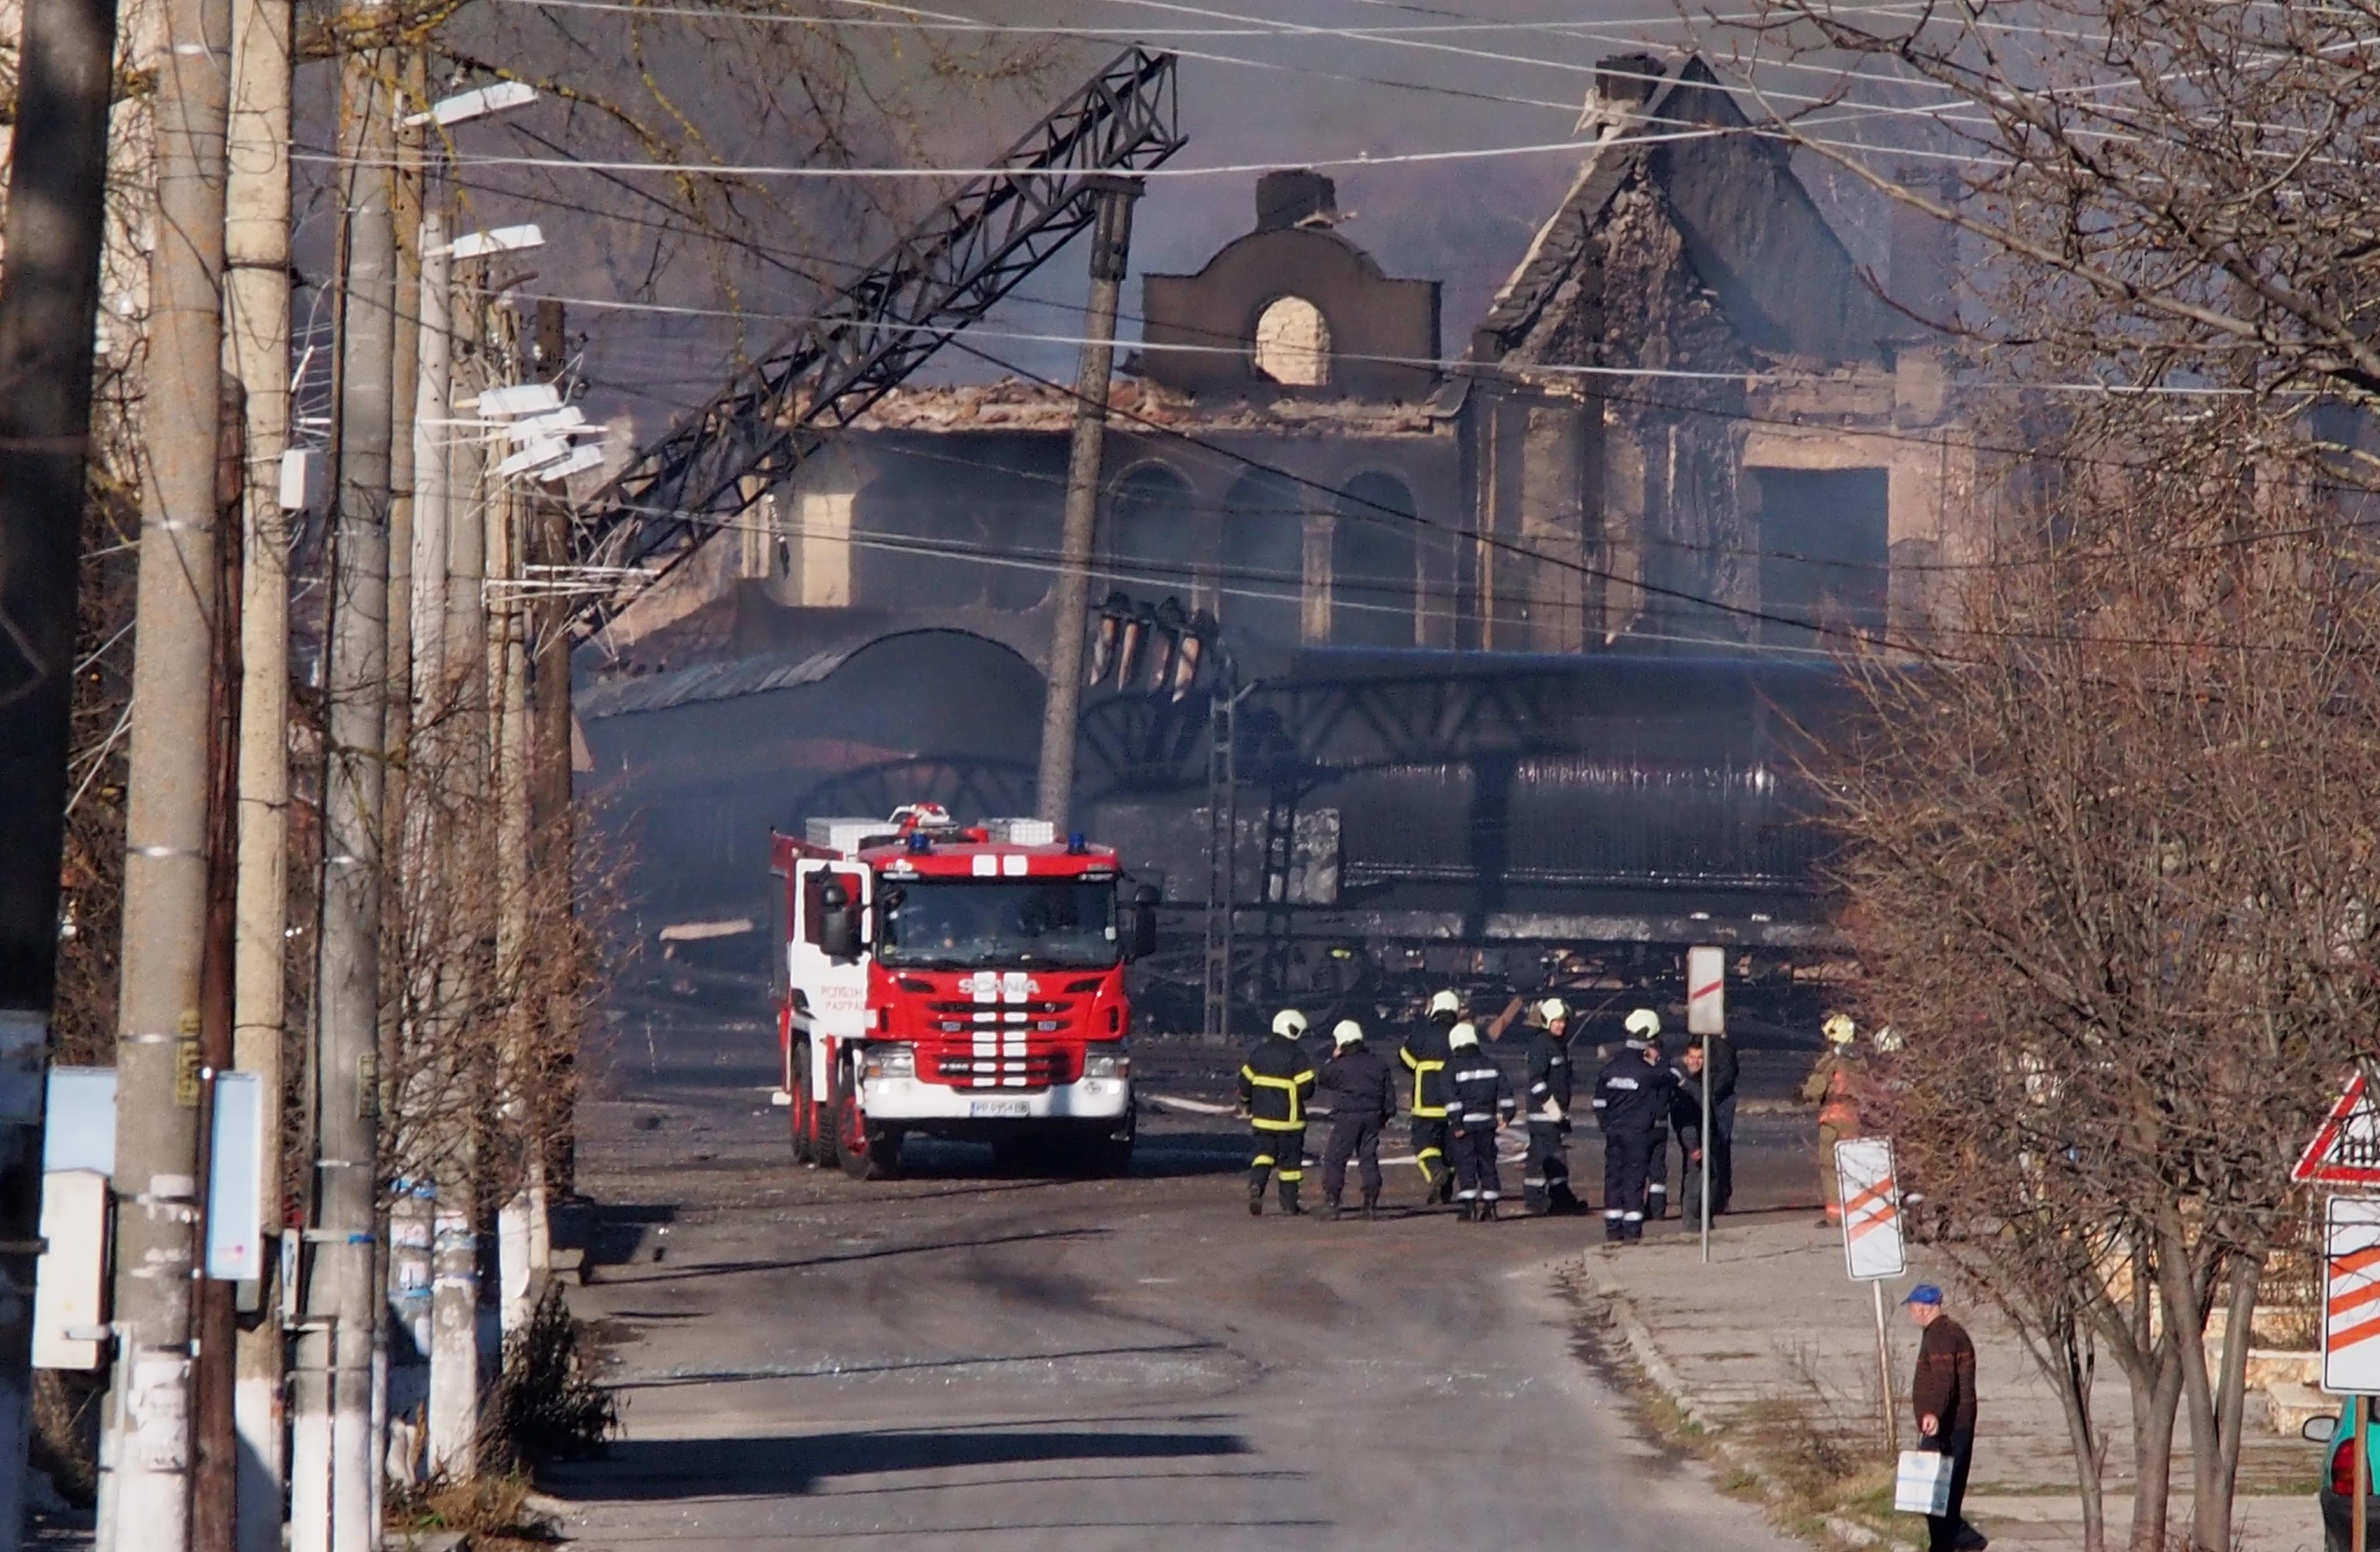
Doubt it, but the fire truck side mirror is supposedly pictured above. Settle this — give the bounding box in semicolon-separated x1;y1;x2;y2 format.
1126;885;1159;961
818;881;862;960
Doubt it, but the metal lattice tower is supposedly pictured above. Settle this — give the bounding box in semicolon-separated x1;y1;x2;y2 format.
567;48;1184;635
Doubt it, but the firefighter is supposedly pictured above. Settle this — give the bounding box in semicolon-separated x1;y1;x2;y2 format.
1316;1019;1396;1221
1802;1012;1868;1226
1521;998;1580;1215
1593;1009;1680;1243
1239;1008;1318;1217
1399;989;1461;1204
1445;1022;1514;1221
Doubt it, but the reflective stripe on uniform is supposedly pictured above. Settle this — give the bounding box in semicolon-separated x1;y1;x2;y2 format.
1603;1209;1624;1219
1277;1169;1303;1182
1243;1067;1314;1127
1403;1050;1447;1116
1622;1210;1644;1221
1251;1154;1275;1166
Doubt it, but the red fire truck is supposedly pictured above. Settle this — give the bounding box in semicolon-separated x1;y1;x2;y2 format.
768;804;1158;1179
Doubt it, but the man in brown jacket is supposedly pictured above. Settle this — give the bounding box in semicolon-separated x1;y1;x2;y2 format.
1905;1283;1986;1551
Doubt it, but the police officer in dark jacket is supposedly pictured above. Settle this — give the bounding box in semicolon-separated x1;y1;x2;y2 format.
1518;998;1580;1215
1594;1008;1680;1243
1315;1019;1396;1221
1446;1022;1516;1222
1239;1008;1318;1217
1399;990;1461;1204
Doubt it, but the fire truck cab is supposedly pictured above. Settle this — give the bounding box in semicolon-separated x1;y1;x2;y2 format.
769;804;1157;1179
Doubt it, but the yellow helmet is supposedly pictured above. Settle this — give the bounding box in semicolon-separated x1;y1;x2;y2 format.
1272;1008;1308;1039
1823;1013;1856;1047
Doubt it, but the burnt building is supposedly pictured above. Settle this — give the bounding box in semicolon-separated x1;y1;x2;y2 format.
581;61;1980;1013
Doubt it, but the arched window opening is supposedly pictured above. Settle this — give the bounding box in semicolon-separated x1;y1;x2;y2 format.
1331;472;1419;646
1221;469;1306;646
1104;463;1198;600
1252;295;1331;387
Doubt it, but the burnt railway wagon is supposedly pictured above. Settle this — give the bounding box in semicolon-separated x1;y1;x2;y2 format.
578;627;1852;1024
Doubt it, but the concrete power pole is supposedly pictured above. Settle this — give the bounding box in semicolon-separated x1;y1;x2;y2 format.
101;0;235;1524
487;302;535;1339
293;39;396;1552
1034;176;1140;829
222;0;294;1529
0;0;125;1527
409;219;477;1481
425;276;486;1476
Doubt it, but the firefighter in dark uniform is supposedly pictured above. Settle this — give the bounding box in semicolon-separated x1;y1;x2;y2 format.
1399;989;1461;1204
1521;998;1580;1215
1316;1019;1396;1221
1593;1008;1680;1242
1446;1022;1516;1222
1239;1008;1318;1216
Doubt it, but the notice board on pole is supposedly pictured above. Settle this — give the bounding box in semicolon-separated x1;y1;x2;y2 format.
1835;1136;1906;1282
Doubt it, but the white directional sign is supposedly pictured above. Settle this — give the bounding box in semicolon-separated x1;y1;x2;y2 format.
2326;1196;2380;1395
1835;1136;1906;1281
1686;945;1725;1037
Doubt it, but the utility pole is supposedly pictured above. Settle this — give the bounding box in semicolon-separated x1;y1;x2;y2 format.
294;34;396;1552
425;272;486;1477
101;0;235;1524
1034;176;1140;830
525;297;570;1241
0;0;124;1526
411;219;476;1481
487;303;535;1339
222;0;293;1528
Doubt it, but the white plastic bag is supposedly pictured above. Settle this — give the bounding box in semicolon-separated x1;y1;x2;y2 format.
1895;1448;1952;1516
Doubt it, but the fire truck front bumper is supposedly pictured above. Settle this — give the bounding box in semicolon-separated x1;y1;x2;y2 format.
860;1074;1132;1124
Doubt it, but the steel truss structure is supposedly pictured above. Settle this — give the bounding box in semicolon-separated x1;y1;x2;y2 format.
567;47;1184;636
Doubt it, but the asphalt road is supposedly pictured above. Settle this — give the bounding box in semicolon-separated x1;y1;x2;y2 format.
545;997;1818;1550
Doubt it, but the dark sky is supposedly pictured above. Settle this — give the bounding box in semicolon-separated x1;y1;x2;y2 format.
291;0;1929;448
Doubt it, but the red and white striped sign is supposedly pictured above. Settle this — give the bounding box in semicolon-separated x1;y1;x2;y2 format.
1686;945;1725;1037
2327;1196;2380;1395
1835;1137;1906;1282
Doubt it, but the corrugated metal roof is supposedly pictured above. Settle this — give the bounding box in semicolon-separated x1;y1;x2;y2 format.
578;637;878;720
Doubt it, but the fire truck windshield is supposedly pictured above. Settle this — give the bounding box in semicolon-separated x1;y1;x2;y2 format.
875;878;1120;970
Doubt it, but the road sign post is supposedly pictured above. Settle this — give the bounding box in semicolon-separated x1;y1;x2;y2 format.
1686;946;1723;1265
1836;1136;1906;1458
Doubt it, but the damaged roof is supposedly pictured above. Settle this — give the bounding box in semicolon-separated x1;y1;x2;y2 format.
847;375;1445;436
1473;54;1895;369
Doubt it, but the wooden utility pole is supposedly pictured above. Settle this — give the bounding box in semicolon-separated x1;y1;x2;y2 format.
193;385;246;1552
222;0;294;1527
0;0;125;1527
101;0;235;1527
293;34;396;1552
1034;176;1140;829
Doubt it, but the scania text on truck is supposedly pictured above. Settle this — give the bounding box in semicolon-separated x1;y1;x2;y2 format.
769;804;1158;1179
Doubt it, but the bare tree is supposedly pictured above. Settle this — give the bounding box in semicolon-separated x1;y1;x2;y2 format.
1825;394;2380;1552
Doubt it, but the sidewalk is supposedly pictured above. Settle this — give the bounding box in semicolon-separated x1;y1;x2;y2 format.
1575;1213;2327;1552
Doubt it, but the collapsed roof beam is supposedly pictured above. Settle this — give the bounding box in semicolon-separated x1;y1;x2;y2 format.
568;47;1185;637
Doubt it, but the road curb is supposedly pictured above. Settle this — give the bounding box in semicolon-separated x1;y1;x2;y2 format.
1581;1263;1918;1552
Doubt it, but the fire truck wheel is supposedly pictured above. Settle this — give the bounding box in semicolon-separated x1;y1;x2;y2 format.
834;1056;899;1180
788;1040;815;1164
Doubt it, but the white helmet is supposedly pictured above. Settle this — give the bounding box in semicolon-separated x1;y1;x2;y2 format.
1332;1019;1364;1049
1823;1012;1856;1047
1426;989;1461;1018
1538;997;1568;1025
1624;1008;1661;1044
1872;1024;1902;1054
1448;1021;1480;1049
1272;1008;1309;1039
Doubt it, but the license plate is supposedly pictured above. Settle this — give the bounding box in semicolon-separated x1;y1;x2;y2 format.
969;1098;1030;1118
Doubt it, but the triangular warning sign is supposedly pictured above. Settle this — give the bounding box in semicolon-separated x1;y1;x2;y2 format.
2296;1070;2380;1186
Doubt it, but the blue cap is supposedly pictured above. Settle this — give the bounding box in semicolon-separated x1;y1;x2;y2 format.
1902;1283;1943;1306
